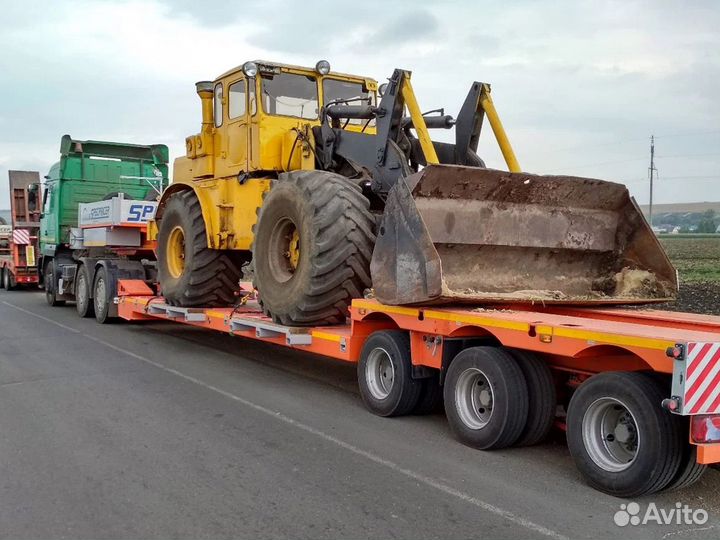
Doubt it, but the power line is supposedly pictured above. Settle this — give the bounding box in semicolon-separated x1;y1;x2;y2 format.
622;176;718;185
543;156;647;172
653;129;720;139
537;130;720;157
655;152;720;159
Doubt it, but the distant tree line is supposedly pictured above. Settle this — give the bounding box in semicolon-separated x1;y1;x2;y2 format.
652;209;718;233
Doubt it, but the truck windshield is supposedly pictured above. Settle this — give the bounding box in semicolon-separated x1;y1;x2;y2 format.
323;79;375;125
260;72;318;119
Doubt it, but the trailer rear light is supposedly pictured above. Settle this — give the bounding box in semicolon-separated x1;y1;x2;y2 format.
691;414;720;443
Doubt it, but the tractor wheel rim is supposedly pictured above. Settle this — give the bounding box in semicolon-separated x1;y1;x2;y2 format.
455;368;494;429
269;217;300;283
96;278;106;313
366;347;395;400
582;397;639;472
167;226;186;279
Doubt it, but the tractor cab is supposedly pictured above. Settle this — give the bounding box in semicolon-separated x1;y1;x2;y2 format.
179;60;377;182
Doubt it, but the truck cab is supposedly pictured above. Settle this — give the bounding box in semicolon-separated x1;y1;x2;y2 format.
39;135;169;312
40;135;169;262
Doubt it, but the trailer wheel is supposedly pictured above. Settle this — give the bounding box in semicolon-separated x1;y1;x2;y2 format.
444;347;529;450
567;372;682;497
93;266;113;324
666;420;707;491
75;265;94;318
44;260;65;306
358;331;421;417
508;350;556;446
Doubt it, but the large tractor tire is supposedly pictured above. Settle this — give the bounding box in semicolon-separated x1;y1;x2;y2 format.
158;190;242;307
252;171;375;326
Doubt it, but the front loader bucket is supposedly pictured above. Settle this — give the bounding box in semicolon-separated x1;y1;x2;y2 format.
371;164;678;306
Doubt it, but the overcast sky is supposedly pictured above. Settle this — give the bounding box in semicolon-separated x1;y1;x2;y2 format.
0;0;718;209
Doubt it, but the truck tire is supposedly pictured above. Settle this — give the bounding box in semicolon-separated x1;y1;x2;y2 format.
566;371;682;497
93;266;113;324
44;260;65;306
158;190;242;307
444;347;529;450
75;264;94;318
358;331;422;417
252;171;375;326
508;349;556;446
1;267;11;290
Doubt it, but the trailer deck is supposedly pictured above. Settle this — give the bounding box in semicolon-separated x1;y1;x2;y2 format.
117;278;720;467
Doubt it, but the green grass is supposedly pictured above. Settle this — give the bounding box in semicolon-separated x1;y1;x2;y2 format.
658;235;720;282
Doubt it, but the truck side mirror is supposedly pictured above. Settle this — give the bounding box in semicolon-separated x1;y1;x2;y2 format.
28;183;39;212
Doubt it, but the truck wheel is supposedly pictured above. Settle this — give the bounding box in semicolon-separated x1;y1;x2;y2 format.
509;350;556;446
93;266;113;324
566;371;682;497
45;260;65;306
252;171;375;326
158;190;242;307
444;347;529;450
1;268;10;290
75;265;94;318
358;331;421;417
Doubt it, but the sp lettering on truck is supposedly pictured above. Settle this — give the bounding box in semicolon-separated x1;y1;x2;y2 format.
127;204;156;222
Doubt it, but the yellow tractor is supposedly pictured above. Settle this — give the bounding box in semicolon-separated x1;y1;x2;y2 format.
152;60;677;325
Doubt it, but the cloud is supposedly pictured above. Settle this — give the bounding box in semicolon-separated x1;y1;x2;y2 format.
366;9;440;46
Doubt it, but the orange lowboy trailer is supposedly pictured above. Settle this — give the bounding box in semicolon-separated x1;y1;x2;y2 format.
117;279;720;498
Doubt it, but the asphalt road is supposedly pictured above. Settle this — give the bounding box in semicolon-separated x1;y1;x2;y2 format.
0;290;718;540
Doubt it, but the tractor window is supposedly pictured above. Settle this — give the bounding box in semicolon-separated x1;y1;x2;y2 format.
323;79;375;125
214;83;223;127
228;80;246;119
260;72;318;119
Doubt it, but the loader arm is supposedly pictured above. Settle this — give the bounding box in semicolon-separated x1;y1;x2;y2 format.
316;69;522;190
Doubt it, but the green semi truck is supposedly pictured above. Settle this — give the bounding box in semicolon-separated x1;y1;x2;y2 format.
38;135;169;321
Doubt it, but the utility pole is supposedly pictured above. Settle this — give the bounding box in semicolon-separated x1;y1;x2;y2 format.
648;135;657;227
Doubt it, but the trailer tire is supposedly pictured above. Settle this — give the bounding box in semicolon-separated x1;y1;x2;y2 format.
158;190;242;307
413;374;444;415
252;171;375;326
444;347;529;450
75;264;94;318
93;266;113;324
567;371;682;497
358;331;422;417
45;260;65;306
509;350;556;446
665;420;707;491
